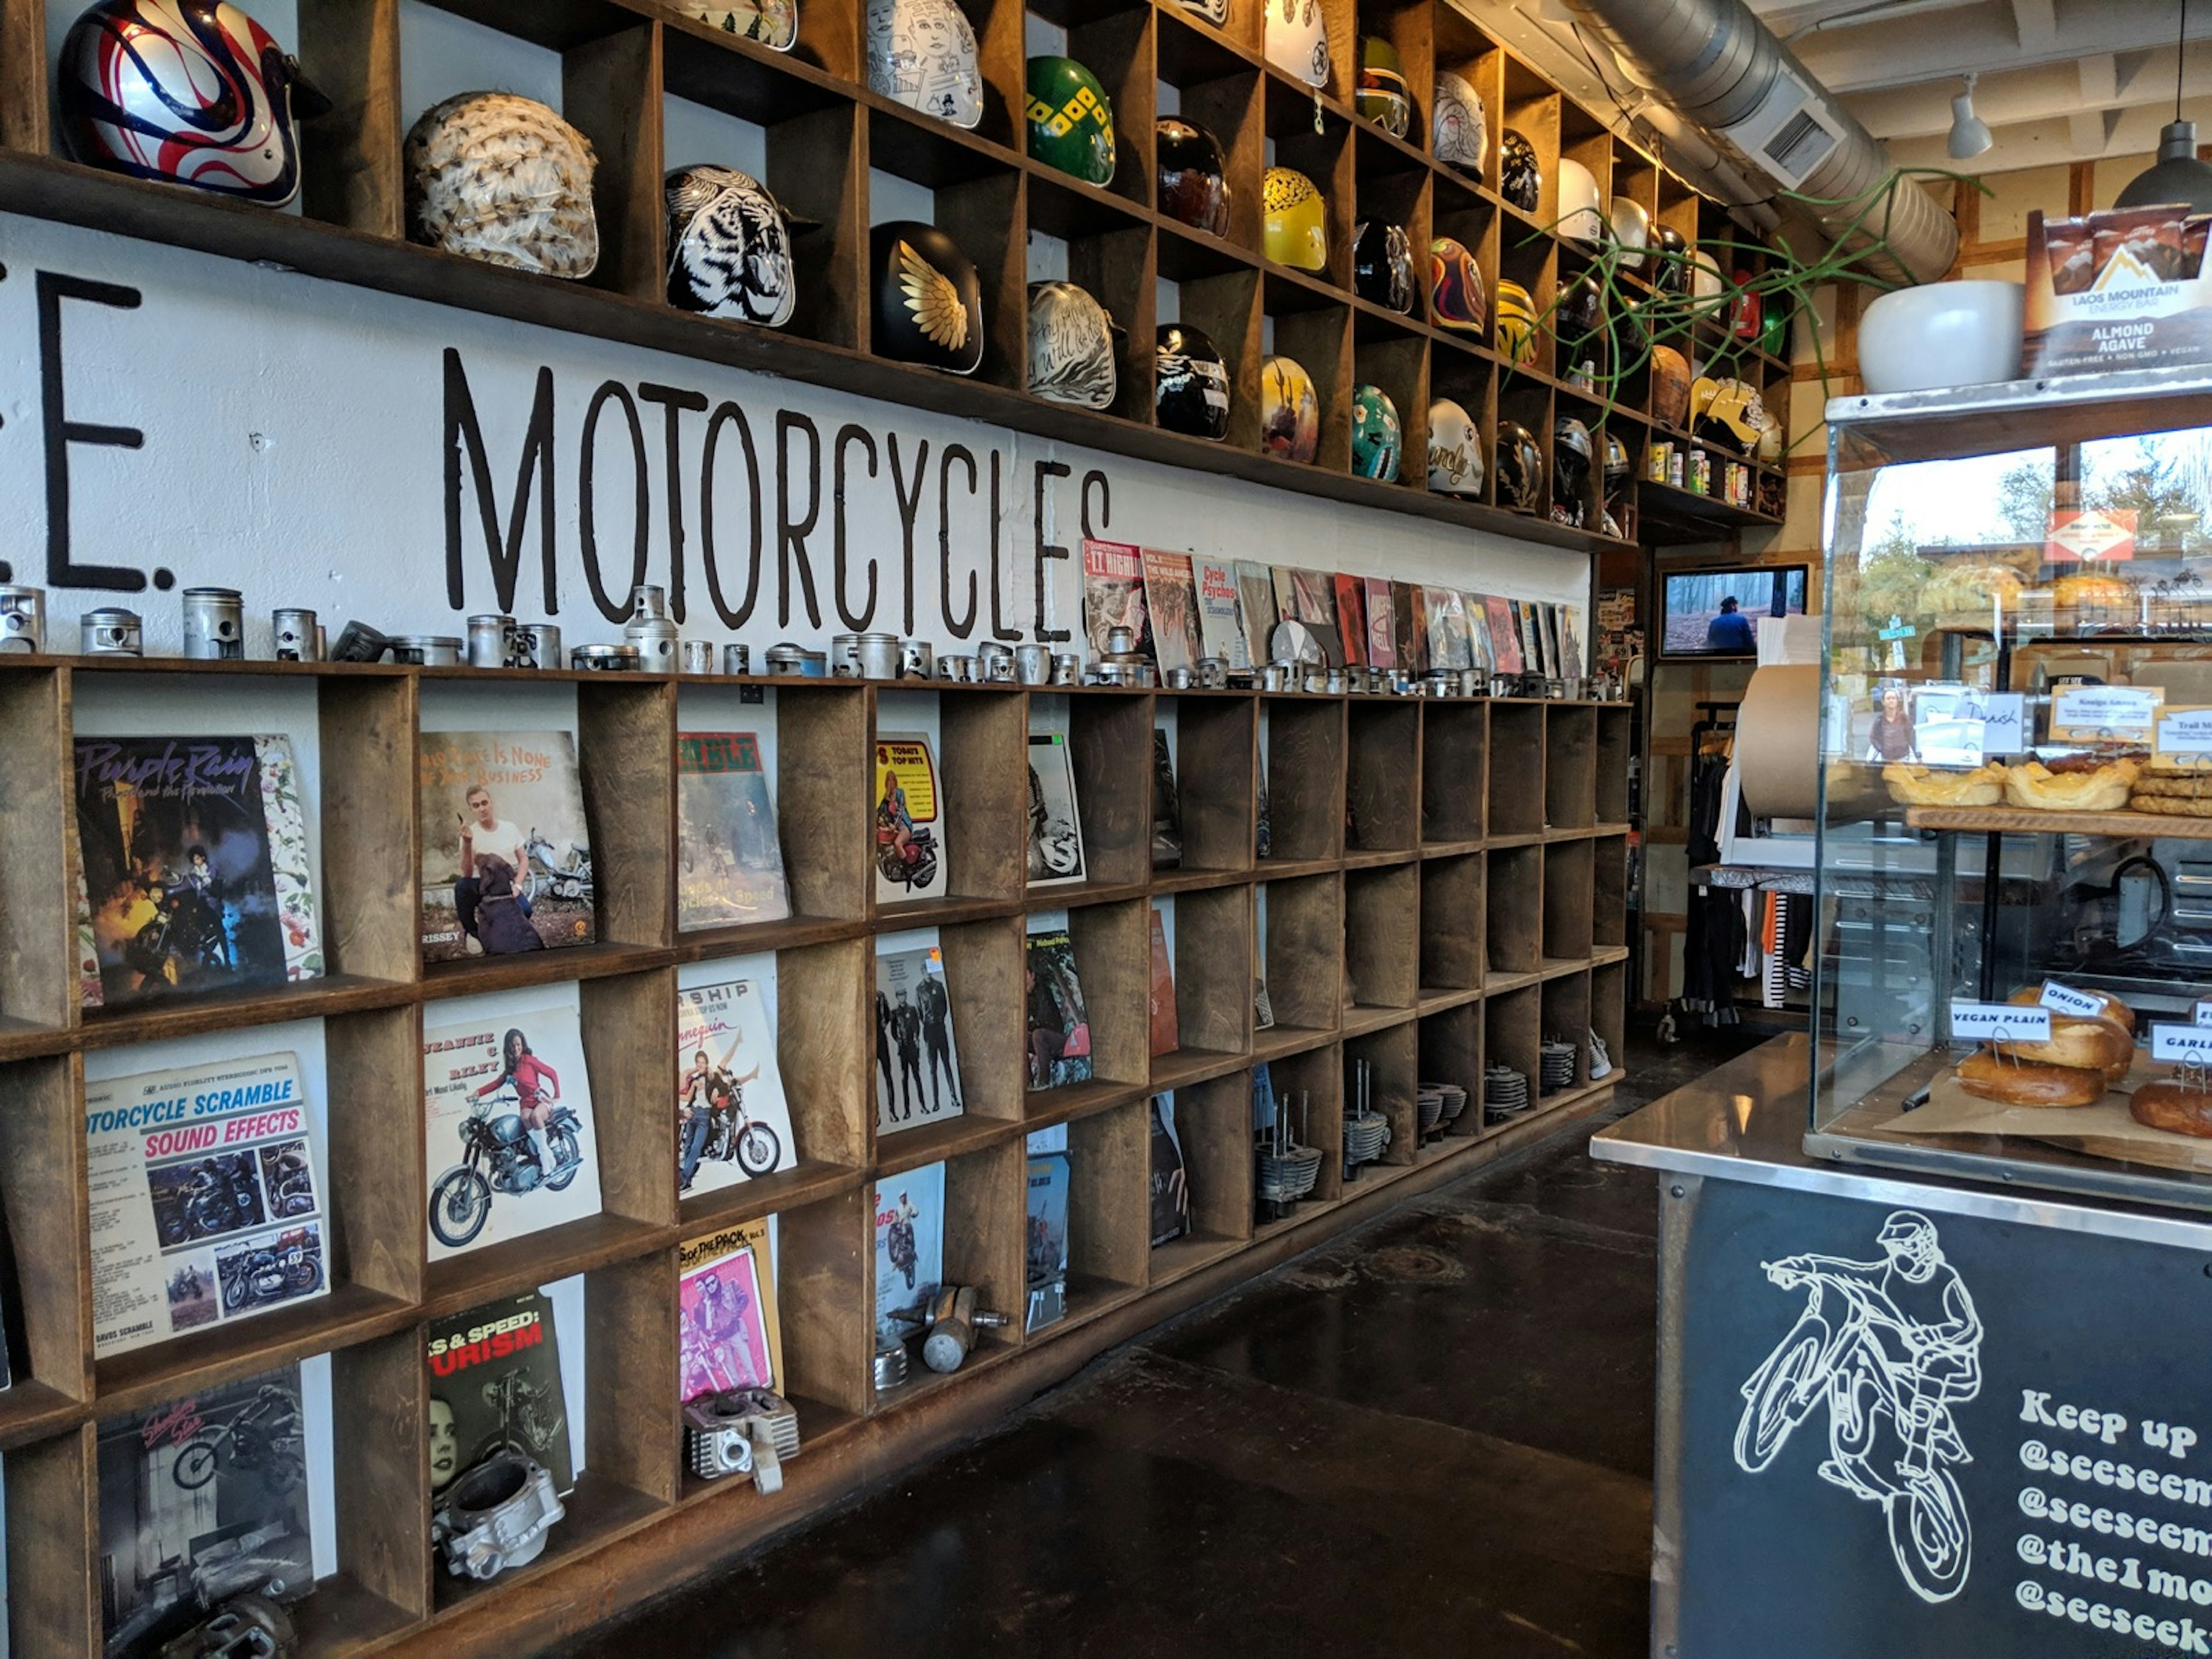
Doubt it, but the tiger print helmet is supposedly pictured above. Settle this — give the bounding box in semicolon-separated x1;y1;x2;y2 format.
665;165;798;328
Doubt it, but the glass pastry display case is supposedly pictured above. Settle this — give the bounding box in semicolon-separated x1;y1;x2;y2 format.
1808;365;2212;1208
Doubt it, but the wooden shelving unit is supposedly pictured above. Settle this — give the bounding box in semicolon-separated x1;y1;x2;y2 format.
0;0;1780;555
0;653;1627;1656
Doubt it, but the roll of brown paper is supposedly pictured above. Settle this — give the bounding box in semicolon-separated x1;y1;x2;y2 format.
1737;664;1822;819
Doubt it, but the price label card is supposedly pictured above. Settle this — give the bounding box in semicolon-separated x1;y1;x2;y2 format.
2051;684;2162;742
1949;1002;2050;1043
2152;1024;2212;1062
2040;982;2105;1018
2154;706;2212;770
1979;694;2027;757
2194;1001;2212;1028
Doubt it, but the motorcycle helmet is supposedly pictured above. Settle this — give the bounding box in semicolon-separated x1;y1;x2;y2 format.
1878;1211;1941;1280
1731;269;1764;340
665;165;798;327
1027;55;1115;186
870;221;985;374
1555;157;1603;247
1263;166;1328;272
406;93;599;279
1553;274;1608;377
1552;416;1592;527
1760;294;1794;359
677;1;797;50
1601;429;1632;502
1427;399;1484;498
1265;0;1330;89
1356;36;1410;138
1692;376;1766;455
1157;119;1230;236
1428;236;1486;336
1432;70;1487;180
1028;281;1118;410
1350;385;1401;482
1353;220;1415;314
1650;225;1690;294
1650;344;1692;429
1609;197;1650;270
1157;323;1232;440
1176;0;1229;21
1498;128;1541;212
867;0;983;130
1495;421;1543;513
1494;278;1539;366
59;0;329;206
1260;356;1320;464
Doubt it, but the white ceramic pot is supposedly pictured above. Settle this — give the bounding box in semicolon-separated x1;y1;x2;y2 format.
1856;279;2025;394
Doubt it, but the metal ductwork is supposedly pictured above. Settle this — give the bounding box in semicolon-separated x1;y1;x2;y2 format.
1556;0;1960;283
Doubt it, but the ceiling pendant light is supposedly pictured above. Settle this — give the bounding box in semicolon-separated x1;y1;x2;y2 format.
1946;72;1993;160
2115;0;2212;211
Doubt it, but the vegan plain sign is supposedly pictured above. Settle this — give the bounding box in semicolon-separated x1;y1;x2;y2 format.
0;213;1586;658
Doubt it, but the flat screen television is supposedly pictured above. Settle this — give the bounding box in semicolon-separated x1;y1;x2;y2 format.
1658;566;1810;659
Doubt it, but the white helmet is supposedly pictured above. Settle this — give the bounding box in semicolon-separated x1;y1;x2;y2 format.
1427;398;1485;498
868;0;983;130
1265;0;1330;89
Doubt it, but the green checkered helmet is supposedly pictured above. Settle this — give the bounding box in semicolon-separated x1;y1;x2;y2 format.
1027;55;1116;186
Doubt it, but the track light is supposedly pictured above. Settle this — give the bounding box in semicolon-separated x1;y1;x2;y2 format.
1947;73;1993;161
2115;0;2212;212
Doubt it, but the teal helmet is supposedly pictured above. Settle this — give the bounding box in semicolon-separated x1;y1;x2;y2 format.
1351;385;1402;482
1027;55;1115;186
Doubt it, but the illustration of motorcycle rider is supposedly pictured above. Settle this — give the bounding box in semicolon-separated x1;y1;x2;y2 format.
475;1028;563;1177
919;970;960;1114
1820;1214;1980;1482
878;771;918;879
179;846;232;965
679;1044;760;1191
891;990;925;1120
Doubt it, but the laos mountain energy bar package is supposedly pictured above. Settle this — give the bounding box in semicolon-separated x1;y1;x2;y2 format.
2027;205;2212;376
85;1052;329;1358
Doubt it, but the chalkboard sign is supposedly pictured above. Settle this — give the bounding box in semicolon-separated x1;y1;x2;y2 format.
1679;1179;2212;1657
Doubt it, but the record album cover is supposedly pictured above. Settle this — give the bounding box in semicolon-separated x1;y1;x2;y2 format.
679;1219;782;1401
1364;577;1396;671
423;1004;603;1262
1287;569;1342;665
1149;1097;1191;1246
1026;930;1094;1090
1025;1152;1070;1335
425;1290;574;1497
1332;572;1368;668
1149;907;1179;1056
419;730;594;962
76;734;321;1007
1425;587;1474;671
1468;594;1496;672
1082;538;1150;661
873;1162;945;1342
874;733;946;906
1395;581;1427;675
676;976;798;1198
876;945;964;1134
1195;560;1249;669
1234;561;1281;666
677;732;790;930
1152;730;1183;869
1486;596;1524;675
1142;549;1204;675
1027;733;1087;888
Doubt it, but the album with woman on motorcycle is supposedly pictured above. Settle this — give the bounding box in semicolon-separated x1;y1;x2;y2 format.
84;1051;331;1359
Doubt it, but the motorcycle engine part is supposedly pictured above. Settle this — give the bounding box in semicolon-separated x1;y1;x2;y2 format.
81;607;145;656
434;1452;565;1581
154;1592;296;1659
1427;236;1486;335
520;623;563;670
60;0;327;207
977;641;1017;681
1355;36;1410;138
680;639;715;674
901;638;934;678
1353;219;1415;313
1427;398;1484;498
1495;421;1544;513
1156;323;1232;441
1027;280;1119;410
1027;54;1116;185
1260;356;1320;464
921;1284;1012;1374
1432;70;1487;179
1263;167;1328;272
1498;127;1541;212
624;583;679;673
866;0;983;129
389;635;463;666
406;93;599;279
682;1392;760;1481
677;1;796;51
1053;653;1083;685
1015;642;1052;684
870;220;986;375
723;642;752;675
1264;0;1330;88
571;643;642;671
328;619;390;662
1156;118;1230;236
1494;279;1539;366
467;613;519;669
0;585;44;654
765;641;826;675
873;1343;910;1391
1350;384;1402;483
271;607;319;663
937;653;976;682
664;164;799;327
180;587;244;661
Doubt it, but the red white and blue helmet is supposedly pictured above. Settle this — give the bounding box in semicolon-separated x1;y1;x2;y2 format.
58;0;327;206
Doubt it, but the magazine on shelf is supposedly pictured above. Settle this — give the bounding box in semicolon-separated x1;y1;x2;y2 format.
1152;730;1182;869
1562;604;1587;675
1233;560;1281;666
1025;1152;1071;1334
676;976;798;1198
1286;569;1342;664
679;1218;783;1402
1081;538;1150;660
1255;752;1271;859
1363;577;1396;671
1251;1061;1279;1130
1149;907;1179;1056
1486;596;1524;675
1142;549;1204;676
1195;559;1249;668
875;945;964;1134
425;1290;574;1497
97;1363;316;1657
1517;603;1545;679
1270;566;1301;645
423;1004;603;1262
1468;594;1496;673
1027;733;1088;888
677;731;790;930
873;1162;946;1344
419;730;594;963
1394;581;1427;675
1425;587;1474;671
1332;573;1368;668
77;860;104;1009
75;733;321;1008
1149;1097;1191;1246
85;1051;330;1359
874;732;946;906
1025;930;1094;1090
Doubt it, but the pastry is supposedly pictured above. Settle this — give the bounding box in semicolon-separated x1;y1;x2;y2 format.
2008;984;2134;1035
1956;1048;2107;1108
1883;762;2007;807
2003;758;2140;812
2052;572;2134;611
2131;794;2212;817
2130;1080;2212;1138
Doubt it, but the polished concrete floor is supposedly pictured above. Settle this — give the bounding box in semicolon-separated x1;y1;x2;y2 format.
558;1028;1763;1658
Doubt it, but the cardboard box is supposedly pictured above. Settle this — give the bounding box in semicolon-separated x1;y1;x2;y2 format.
2025;206;2212;376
